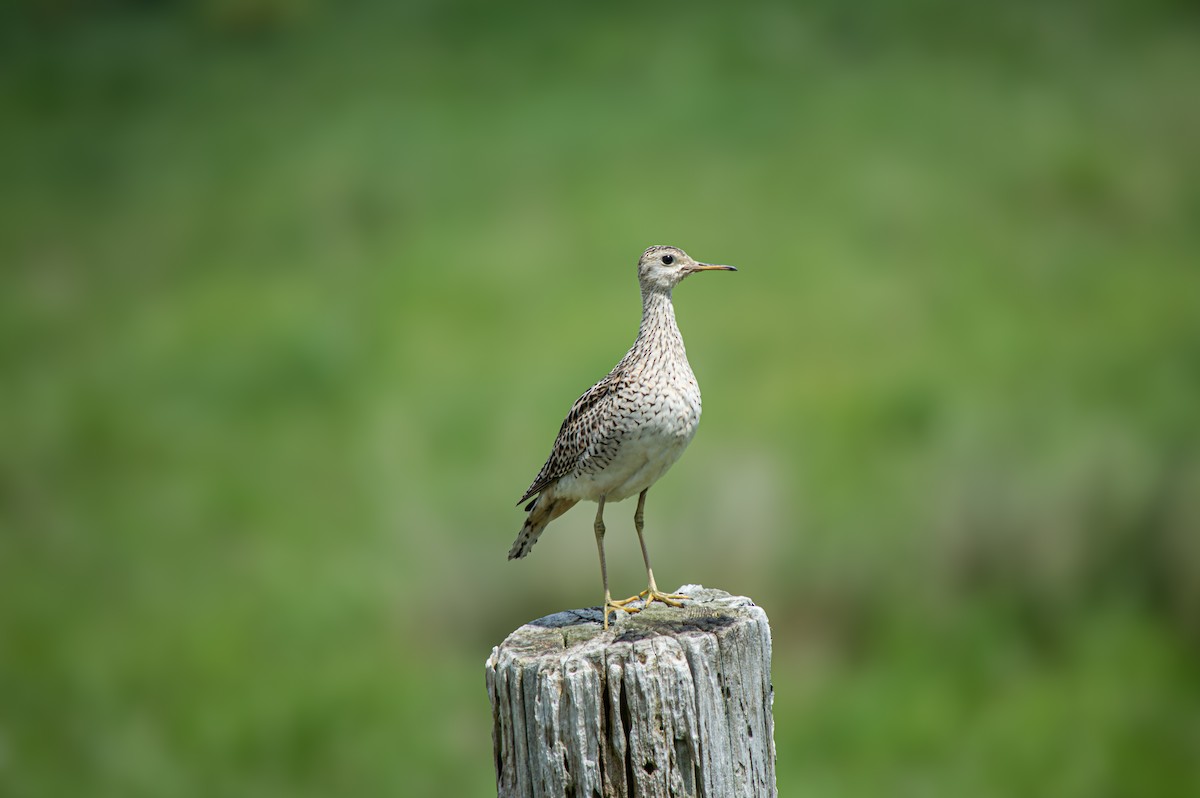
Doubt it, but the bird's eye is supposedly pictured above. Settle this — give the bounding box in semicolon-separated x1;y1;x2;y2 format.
661;254;675;265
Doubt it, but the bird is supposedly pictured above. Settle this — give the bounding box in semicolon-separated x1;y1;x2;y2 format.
509;245;737;628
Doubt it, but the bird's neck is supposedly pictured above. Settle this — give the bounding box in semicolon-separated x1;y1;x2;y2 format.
636;288;686;359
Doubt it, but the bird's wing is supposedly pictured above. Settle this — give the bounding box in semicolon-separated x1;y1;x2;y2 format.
517;373;623;506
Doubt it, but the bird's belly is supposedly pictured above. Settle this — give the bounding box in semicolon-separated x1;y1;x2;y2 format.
610;433;693;500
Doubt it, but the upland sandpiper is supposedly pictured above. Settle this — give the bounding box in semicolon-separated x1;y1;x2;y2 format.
509;245;736;628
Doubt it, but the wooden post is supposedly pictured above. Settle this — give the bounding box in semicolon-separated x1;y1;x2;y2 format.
486;585;776;798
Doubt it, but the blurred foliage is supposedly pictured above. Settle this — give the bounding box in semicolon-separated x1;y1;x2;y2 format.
2;1;1199;796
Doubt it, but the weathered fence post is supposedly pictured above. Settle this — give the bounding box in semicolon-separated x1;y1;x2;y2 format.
486;585;776;797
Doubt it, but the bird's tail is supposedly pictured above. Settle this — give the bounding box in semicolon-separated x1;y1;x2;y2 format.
508;492;577;560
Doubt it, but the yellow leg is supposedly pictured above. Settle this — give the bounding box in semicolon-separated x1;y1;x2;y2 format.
594;496;639;629
613;489;690;610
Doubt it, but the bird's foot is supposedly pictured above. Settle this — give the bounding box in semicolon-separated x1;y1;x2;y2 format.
601;598;640;630
613;587;691;610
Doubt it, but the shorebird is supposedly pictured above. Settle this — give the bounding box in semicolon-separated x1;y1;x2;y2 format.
509;245;736;628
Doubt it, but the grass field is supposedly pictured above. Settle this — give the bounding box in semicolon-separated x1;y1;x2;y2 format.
3;2;1199;796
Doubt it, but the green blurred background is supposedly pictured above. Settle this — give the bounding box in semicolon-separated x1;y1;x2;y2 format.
3;1;1199;796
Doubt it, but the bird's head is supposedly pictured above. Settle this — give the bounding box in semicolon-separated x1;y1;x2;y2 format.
636;245;736;293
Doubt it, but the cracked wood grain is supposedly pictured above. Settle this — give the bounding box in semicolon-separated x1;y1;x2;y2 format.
486;586;776;798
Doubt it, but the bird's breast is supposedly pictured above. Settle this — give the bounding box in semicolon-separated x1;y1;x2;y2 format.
557;366;702;502
620;364;702;441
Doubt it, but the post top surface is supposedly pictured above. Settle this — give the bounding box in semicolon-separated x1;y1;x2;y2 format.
488;585;768;664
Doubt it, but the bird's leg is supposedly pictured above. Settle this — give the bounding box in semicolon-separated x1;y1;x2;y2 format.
594;496;638;630
613;489;690;610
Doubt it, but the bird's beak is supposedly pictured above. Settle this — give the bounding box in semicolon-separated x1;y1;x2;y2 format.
688;262;737;273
